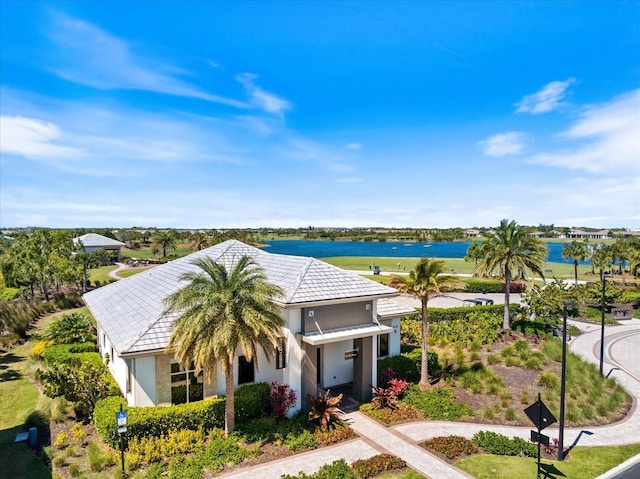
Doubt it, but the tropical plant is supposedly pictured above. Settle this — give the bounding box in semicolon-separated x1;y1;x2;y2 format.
395;258;459;388
307;389;344;430
473;219;547;329
562;240;589;287
164;255;284;435
43;312;96;345
189;232;211;251
151;231;178;257
269;382;297;420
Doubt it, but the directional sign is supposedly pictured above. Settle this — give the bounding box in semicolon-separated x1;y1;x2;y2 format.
344;349;359;360
525;399;557;431
531;430;550;447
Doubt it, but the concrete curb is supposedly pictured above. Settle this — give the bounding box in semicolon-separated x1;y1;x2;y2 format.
595;453;640;479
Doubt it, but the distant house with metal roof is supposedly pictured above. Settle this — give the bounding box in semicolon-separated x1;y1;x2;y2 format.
73;233;126;261
83;240;415;411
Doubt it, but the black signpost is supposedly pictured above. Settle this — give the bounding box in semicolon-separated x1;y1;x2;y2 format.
525;393;557;479
116;406;127;479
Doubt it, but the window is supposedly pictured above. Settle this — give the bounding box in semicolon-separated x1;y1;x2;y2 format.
125;359;133;394
170;361;203;405
238;356;255;385
377;333;389;358
275;337;286;370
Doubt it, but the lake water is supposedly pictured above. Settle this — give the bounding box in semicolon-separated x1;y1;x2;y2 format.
261;240;582;264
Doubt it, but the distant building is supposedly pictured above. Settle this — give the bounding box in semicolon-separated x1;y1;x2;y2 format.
73;233;126;261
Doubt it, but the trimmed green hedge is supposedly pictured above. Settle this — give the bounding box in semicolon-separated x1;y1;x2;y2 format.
472;430;537;457
94;382;271;448
460;279;503;293
378;349;440;383
42;342;101;367
415;304;523;323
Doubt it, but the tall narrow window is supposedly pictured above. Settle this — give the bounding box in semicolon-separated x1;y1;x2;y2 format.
170;361;203;405
275;337;286;370
238;356;255;384
377;333;389;358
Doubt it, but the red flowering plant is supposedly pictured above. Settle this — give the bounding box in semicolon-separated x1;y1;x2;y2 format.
370;377;409;410
269;382;297;420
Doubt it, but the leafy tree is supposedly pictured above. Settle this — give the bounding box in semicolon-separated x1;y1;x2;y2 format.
395;258;459;388
562;240;589;287
151;231;178;257
473;219;547;330
464;240;486;268
164;255;284;435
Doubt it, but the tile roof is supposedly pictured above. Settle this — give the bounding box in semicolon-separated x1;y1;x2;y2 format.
73;233;126;248
83;240;398;355
376;298;417;318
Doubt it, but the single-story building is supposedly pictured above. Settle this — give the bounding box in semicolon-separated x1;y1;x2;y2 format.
83;240;415;413
73;233;126;261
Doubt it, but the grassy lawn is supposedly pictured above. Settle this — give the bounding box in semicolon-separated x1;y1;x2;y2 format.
455;444;640;479
116;266;155;278
0;307;91;479
88;265;118;284
121;243;194;259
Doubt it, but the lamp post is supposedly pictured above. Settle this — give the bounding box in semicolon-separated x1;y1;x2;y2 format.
558;301;575;461
599;268;606;377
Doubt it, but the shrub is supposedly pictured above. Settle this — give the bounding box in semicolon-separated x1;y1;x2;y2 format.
52;454;66;468
53;431;68;449
461;279;503;293
314;421;355;447
70;423;86;444
87;442;105;472
68;463;81;478
43;312;96;345
281;459;356;479
284;429;317;451
307;389;344;430
472;430;537;457
402;386;473;420
537;371;560;389
351;454;406;478
505;408;518;421
422;436;478;460
270;382;297;420
359;402;421;425
30;340;48;360
127;428;206;463
42;342;100;367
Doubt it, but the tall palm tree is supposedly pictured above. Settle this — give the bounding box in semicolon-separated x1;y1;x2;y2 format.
474;219;547;330
151;231;178;257
164;255;284;436
562;240;589;287
398;258;458;389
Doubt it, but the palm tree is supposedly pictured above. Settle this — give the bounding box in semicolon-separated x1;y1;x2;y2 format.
398;258;459;389
464;240;486;269
189;232;211;251
164;255;284;435
151;231;177;257
474;219;547;330
562;240;589;287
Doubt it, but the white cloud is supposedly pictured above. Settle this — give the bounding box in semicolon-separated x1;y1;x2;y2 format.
236;73;291;116
0;116;84;159
345;142;363;150
477;132;526;157
516;78;575;114
47;12;245;107
529;89;640;174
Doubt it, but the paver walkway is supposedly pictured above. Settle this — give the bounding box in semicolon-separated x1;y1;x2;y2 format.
220;317;640;479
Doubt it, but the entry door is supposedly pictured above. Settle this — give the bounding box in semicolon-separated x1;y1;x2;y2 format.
316;347;322;386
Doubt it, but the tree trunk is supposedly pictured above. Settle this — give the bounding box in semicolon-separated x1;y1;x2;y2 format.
419;300;430;389
224;357;235;436
574;261;579;287
503;269;511;330
41;278;49;301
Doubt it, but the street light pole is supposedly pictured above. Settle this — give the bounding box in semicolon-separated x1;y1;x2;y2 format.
599;269;606;378
558;301;575;461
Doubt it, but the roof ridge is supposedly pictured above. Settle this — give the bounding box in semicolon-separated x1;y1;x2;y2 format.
286;257;314;303
124;310;173;354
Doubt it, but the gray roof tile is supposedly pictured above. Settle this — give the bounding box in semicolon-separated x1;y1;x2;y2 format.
84;240;398;354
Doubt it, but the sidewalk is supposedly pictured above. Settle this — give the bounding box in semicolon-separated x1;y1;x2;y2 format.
220;318;640;479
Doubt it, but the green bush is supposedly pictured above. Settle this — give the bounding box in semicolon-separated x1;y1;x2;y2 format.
378;349;440;383
0;287;20;301
461;279;503;293
415;304;523;323
43;312;96;344
94;383;271;448
422;436;477;460
351;454;406;478
42;342;100;366
402;386;473;420
281;459;356;479
429;312;503;347
472;430;537;457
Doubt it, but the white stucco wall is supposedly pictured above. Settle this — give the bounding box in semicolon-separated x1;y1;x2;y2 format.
283;308;303;415
323;340;354;387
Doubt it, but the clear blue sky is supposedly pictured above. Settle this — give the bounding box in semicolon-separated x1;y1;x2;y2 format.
1;1;638;229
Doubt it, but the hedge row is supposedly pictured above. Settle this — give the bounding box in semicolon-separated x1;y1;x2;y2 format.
378;348;440;383
460;279;503;293
42;342;102;368
94;382;271;448
413;304;523;323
